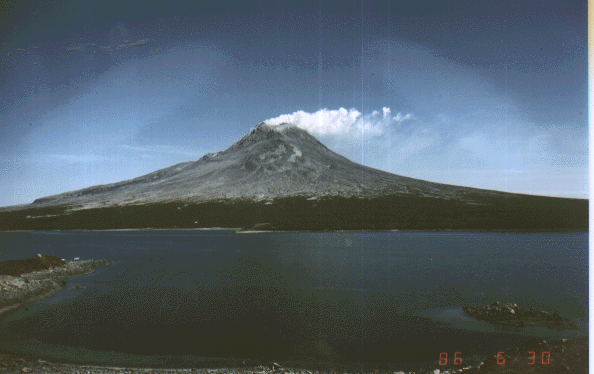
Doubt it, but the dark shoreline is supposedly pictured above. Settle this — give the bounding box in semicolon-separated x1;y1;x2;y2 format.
0;336;588;373
1;228;589;234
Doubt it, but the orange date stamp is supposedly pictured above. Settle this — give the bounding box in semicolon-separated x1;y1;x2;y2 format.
439;351;551;365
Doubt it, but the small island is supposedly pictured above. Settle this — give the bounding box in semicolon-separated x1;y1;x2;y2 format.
462;302;578;330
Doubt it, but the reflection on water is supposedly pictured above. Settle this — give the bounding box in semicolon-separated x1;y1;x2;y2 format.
0;231;588;368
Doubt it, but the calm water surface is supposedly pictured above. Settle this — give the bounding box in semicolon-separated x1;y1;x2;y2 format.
0;231;588;369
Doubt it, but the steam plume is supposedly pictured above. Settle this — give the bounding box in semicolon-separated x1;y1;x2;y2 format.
265;107;414;137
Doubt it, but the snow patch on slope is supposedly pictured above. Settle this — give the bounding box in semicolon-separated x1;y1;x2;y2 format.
288;146;302;163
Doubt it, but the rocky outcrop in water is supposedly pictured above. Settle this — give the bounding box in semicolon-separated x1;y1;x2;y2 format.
462;302;578;330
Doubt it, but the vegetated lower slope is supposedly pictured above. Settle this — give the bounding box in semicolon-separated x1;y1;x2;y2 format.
0;193;587;231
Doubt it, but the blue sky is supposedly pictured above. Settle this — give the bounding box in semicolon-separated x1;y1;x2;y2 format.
0;0;588;207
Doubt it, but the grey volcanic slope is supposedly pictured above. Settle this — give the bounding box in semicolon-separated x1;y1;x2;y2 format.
30;123;507;210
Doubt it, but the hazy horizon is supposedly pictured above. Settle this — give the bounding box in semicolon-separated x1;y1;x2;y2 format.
1;0;588;207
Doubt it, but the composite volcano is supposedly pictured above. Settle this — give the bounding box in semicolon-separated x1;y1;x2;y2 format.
0;123;588;231
30;123;498;208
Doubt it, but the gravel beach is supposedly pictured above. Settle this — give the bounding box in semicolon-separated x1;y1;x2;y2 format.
0;338;588;374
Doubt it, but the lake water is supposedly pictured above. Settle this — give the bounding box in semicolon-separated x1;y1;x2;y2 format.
0;230;588;370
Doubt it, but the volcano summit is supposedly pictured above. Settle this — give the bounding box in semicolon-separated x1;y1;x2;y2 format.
0;123;588;231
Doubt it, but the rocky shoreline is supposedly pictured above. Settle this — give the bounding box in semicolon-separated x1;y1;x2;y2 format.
462;302;578;330
0;255;116;319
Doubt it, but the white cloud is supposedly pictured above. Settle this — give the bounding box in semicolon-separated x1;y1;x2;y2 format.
265;107;414;137
393;113;414;122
